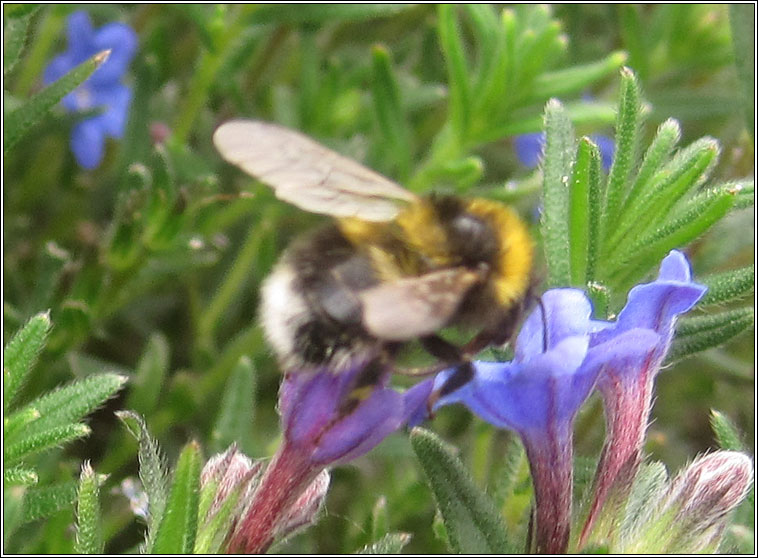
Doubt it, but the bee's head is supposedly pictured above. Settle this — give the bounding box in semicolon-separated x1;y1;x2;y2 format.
432;195;498;267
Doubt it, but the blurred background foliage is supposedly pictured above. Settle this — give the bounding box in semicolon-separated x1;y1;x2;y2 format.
3;4;754;554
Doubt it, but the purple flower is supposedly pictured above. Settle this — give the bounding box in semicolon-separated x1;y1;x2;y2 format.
434;289;658;553
43;11;137;169
228;360;432;553
579;250;707;546
432;252;704;552
514;131;615;171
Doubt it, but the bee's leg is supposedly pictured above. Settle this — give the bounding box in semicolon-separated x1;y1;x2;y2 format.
391;334;464;378
461;302;524;357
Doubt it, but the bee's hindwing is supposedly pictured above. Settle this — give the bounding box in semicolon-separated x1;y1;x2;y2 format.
213;120;418;221
358;268;481;341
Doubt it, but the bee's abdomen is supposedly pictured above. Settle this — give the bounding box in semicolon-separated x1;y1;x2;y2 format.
260;224;379;372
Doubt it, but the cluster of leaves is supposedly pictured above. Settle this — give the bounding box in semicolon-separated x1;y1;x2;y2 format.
4;313;125;551
3;4;754;554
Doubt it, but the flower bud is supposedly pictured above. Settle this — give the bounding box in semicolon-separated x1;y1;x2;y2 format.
275;469;330;540
662;451;753;552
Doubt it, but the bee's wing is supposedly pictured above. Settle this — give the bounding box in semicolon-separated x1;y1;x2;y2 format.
358;268;481;341
213;119;418;222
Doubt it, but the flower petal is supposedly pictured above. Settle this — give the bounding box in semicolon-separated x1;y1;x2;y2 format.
70;119;106;169
311;388;405;464
91;21;138;84
516;288;594;359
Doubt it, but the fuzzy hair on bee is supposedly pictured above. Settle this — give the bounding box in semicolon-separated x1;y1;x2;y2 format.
214;120;534;391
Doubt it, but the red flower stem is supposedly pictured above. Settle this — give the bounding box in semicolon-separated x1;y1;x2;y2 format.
578;358;655;549
227;442;320;554
522;424;573;554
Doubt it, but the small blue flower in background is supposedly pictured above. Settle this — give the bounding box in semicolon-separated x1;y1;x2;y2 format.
43;11;137;169
514;131;615;171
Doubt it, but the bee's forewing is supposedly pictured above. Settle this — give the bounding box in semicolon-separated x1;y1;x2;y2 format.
213;120;418;221
359;268;481;341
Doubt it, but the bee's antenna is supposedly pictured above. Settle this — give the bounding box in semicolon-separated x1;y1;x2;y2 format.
537;296;548;353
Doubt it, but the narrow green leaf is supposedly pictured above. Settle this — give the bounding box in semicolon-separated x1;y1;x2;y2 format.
602;67;642;235
733;181;755;209
371;45;412;180
710;410;745;452
4;467;38;487
606;137;720;256
357;532;412;554
668;308;754;362
700;266;754;305
479;101;617;144
4;406;41;440
5;423;90;464
438;4;471;143
541;99;575;287
610;186;735;288
249;3;410;24
618;5;649;80
12;373;127;439
371;496;390;542
4;311;52;410
464;4;501;97
116;410;169;547
569;137;602;286
476;8;515;121
4;485;26;546
151;441;202;554
676;307;754;337
530;51;627;101
74;462;104;554
491;435;527;511
4;49;109;155
622;118;681;215
29;242;70;315
211;356;256;452
126;333;170;416
729;4;755;137
410;428;513;553
20;480;79;523
4;8;38;77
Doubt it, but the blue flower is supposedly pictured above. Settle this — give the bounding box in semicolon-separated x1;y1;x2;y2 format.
43;11;137;169
433;288;659;553
579;250;707;547
432;268;698;551
514;131;615;171
229;360;432;553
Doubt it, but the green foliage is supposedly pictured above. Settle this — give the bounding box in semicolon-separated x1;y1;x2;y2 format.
4;49;108;154
2;313;126;549
74;462;104;554
151;441;202;554
410;428;515;554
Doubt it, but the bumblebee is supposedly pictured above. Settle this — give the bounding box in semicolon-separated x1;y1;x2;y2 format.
214;120;533;394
